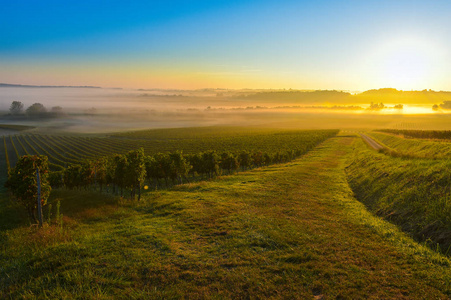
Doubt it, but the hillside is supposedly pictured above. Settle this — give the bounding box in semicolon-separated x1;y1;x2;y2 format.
353;89;451;105
2;133;451;298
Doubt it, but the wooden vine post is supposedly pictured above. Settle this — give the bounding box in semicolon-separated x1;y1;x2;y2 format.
5;155;51;225
36;168;43;227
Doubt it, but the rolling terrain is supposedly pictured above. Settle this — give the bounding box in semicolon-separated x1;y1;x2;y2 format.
367;131;451;159
2;131;451;298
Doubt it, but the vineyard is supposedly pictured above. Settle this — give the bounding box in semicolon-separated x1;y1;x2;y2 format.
380;129;451;140
4;131;451;298
1;128;338;190
367;131;451;159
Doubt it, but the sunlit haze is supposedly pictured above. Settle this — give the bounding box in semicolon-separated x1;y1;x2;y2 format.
2;0;451;90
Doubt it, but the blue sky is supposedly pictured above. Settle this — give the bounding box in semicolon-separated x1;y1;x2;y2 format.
1;0;451;90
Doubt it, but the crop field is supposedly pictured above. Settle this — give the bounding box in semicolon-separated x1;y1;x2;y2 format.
366;131;451;159
1;127;338;176
6;1;451;297
379;129;451;140
3;132;451;298
3;127;451;298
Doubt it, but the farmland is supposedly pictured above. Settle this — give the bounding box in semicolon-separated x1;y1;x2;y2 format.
6;0;451;297
366;131;451;159
1;127;337;176
3;132;451;298
2;126;451;298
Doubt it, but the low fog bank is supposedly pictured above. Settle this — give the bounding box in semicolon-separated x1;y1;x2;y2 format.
1;87;450;134
0;108;450;135
3;87;451;112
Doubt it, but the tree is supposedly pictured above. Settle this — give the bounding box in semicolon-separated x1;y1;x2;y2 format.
263;153;272;166
238;151;252;170
145;155;158;188
252;151;263;168
105;156;118;193
202;151;219;178
50;106;64;116
9;101;24;115
125;148;146;200
5;155;51;224
91;157;107;192
113;155;128;197
49;171;64;188
152;152;172;187
220;152;239;174
64;164;83;190
26;103;47;116
188;153;204;179
169;151;191;184
80;160;95;189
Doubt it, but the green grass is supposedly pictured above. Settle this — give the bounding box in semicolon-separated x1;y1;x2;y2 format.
2;133;451;298
347;135;451;251
368;131;451;159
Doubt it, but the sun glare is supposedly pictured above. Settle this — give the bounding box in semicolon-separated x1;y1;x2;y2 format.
367;37;442;90
383;49;428;90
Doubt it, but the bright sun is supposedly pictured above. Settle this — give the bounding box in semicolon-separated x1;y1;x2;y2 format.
383;48;428;89
368;37;442;90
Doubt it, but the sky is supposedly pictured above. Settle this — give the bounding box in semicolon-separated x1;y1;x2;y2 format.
1;0;451;91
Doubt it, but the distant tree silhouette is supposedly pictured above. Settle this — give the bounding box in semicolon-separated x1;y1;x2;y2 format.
9;101;24;115
26;103;47;116
51;106;64;114
440;101;451;110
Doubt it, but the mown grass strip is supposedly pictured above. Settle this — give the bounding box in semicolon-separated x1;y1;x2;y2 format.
2;134;451;298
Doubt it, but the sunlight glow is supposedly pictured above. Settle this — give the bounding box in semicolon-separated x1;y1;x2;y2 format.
383;50;428;90
367;37;444;90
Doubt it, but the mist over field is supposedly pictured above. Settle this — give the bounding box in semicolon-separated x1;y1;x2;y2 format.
5;1;451;298
1;86;450;134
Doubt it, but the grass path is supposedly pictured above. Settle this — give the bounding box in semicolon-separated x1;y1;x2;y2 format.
2;133;451;298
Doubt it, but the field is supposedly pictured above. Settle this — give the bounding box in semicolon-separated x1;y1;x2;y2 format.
7;0;451;297
2;126;451;298
3;132;451;298
347;133;451;250
366;131;451;159
1;127;337;175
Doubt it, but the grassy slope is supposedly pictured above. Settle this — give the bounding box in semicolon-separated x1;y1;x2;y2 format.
368;131;451;159
346;135;451;251
2;134;451;298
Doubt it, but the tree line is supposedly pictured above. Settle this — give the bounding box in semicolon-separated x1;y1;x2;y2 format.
5;147;305;224
9;101;64;117
5;128;340;225
49;148;302;196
